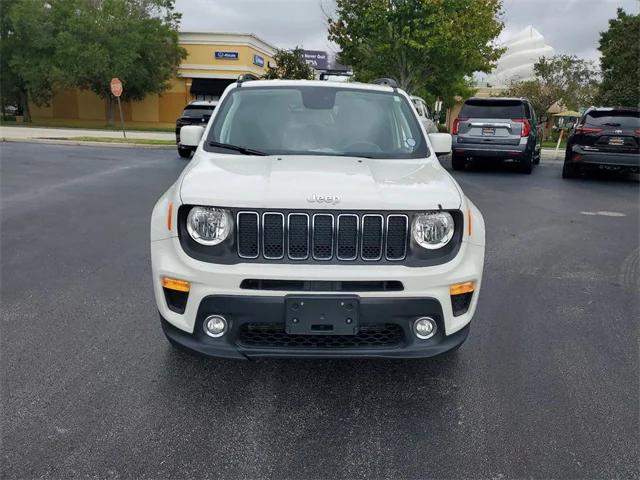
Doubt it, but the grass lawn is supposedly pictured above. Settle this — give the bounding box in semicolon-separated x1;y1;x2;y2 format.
542;140;567;149
1;118;174;132
51;136;174;145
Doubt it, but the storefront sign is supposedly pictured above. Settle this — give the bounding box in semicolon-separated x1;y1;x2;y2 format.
253;54;264;67
215;51;239;60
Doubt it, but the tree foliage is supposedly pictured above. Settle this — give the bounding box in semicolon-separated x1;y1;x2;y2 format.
262;48;315;80
503;55;599;118
327;0;504;105
597;8;640;107
1;0;186;122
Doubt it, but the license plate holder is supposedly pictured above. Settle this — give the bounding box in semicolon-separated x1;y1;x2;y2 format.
285;295;359;335
482;127;495;136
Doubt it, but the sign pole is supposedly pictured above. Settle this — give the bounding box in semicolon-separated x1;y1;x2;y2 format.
116;96;126;139
110;78;126;139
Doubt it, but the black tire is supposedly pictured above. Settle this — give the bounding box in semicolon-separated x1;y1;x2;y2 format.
533;149;541;165
451;154;466;171
519;152;533;174
178;147;192;159
562;161;579;179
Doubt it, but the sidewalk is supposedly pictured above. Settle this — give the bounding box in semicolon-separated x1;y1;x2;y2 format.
1;125;173;141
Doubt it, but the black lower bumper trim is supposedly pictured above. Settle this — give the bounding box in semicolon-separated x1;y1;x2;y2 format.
159;295;471;359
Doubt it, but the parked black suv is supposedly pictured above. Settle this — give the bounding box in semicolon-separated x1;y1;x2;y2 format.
451;97;542;174
176;101;218;158
562;107;640;178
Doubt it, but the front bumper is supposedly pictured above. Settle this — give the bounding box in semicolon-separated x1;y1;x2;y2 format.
160;296;471;359
151;231;484;359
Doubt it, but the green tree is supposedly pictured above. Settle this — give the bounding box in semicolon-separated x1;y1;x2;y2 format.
3;0;186;124
328;0;504;104
503;55;599;118
262;48;315;80
3;0;63;121
597;8;640;107
0;0;21;117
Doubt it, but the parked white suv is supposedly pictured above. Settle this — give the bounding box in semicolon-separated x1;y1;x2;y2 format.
151;78;485;359
410;95;439;134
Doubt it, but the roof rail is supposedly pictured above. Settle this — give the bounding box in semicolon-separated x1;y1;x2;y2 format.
237;73;260;86
371;78;399;88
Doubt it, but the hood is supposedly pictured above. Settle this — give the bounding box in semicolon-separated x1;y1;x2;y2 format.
179;154;462;211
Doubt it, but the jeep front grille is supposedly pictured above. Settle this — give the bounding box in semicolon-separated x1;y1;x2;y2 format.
236;211;409;262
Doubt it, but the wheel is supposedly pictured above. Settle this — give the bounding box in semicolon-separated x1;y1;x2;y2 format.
178;147;192;159
533;149;541;165
562;161;579;179
519;152;533;174
451;154;466;171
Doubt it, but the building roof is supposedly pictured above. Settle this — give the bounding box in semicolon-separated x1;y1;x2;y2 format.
179;32;278;57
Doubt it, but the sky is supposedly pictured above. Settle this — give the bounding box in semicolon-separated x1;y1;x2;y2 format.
175;0;639;63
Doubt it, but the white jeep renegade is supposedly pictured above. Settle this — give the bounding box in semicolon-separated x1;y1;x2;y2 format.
151;78;485;359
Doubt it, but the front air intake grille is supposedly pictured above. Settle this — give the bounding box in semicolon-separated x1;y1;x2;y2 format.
235;211;409;263
262;213;284;259
238;323;404;349
287;214;309;259
385;215;408;260
237;212;259;258
312;214;334;260
239;279;404;292
361;215;384;260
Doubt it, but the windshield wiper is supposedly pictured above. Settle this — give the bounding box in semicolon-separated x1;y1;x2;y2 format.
207;141;268;156
602;122;622;127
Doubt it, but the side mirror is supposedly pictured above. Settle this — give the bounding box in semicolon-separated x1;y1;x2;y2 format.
428;132;452;156
180;125;205;147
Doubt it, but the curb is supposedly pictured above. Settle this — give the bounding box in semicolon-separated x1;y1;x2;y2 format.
1;137;174;149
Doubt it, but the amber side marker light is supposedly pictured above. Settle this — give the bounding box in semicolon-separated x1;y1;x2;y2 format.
467;208;472;236
449;281;475;296
167;202;173;231
162;277;190;292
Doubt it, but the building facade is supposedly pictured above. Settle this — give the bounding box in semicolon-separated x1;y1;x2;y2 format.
29;32;277;125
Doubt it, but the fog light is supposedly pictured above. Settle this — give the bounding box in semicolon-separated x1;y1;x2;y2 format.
203;315;228;338
413;317;437;339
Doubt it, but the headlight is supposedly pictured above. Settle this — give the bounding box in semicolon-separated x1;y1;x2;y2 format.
186;207;232;245
412;211;455;249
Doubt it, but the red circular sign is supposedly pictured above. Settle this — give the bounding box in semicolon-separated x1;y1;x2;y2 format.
110;78;123;97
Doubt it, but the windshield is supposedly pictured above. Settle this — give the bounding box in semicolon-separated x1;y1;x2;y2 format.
182;106;215;117
205;86;428;158
460;100;524;118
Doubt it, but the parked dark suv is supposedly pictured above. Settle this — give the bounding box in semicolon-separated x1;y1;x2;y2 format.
562;107;639;178
176;101;218;158
451;97;542;174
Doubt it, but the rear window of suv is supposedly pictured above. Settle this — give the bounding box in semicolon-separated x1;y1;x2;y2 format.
460;100;524;118
182;106;215;117
584;110;640;128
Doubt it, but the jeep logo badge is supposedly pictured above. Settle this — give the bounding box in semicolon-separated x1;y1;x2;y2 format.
307;194;340;205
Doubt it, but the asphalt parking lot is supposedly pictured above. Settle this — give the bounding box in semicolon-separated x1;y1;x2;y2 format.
2;142;638;479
